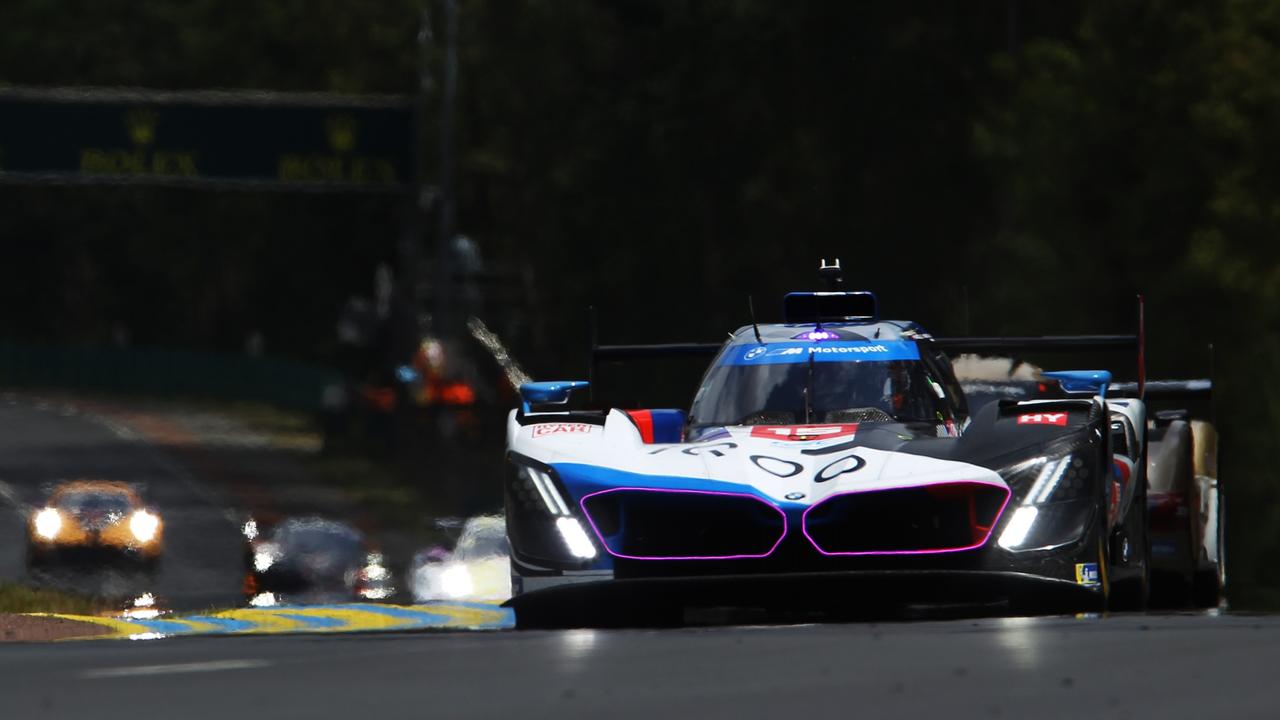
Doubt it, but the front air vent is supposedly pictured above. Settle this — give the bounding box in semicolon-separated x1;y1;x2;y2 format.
580;488;786;560
802;482;1009;555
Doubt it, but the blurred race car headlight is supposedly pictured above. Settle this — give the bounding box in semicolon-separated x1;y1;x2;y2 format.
249;592;278;607
440;564;474;598
129;510;160;542
33;508;62;540
995;437;1098;552
253;543;282;572
362;560;389;582
356;553;394;600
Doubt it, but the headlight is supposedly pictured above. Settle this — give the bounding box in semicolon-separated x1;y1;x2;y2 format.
249;592;278;607
358;586;393;600
518;464;572;516
505;457;600;566
33;508;61;540
440;564;474;598
555;517;598;559
363;562;389;582
997;506;1040;549
129;510;160;542
996;436;1099;552
997;434;1098;504
253;543;281;572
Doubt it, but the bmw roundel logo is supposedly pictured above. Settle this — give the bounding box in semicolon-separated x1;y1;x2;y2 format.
744;347;767;360
785;492;806;500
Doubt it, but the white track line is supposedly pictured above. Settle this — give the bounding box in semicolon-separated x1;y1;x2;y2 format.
81;659;273;679
0;478;29;515
88;412;241;525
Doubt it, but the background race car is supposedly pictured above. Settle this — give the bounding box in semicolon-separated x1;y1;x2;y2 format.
1141;381;1224;608
241;516;394;605
410;515;511;602
27;480;163;570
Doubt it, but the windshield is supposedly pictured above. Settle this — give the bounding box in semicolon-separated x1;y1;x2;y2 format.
688;340;953;427
57;491;133;515
456;532;509;560
273;521;364;559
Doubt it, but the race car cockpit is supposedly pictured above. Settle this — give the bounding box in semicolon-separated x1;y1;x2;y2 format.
687;353;958;428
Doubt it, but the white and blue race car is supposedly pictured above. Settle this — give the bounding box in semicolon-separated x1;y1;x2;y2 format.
503;266;1153;627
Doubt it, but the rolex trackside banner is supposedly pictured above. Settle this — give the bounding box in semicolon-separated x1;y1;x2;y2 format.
0;87;412;191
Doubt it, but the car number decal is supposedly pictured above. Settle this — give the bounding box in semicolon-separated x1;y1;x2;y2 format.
750;425;858;441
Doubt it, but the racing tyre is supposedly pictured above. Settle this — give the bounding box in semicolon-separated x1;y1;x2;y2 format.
1108;482;1151;612
1192;497;1226;608
1148;510;1195;608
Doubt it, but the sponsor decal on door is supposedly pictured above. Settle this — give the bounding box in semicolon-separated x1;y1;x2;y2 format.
531;423;595;437
1017;413;1068;427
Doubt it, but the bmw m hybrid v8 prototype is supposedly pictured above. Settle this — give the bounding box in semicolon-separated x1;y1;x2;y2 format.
503;263;1156;627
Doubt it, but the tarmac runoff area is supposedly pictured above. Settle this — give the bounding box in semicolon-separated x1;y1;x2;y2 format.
8;601;514;641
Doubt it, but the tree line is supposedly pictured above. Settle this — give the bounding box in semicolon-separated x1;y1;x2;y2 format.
2;0;1279;603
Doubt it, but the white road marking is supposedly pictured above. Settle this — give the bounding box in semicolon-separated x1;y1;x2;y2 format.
81;658;273;679
0;478;29;514
88;411;241;525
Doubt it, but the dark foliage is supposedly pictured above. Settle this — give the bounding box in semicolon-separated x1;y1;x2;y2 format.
1;0;1278;603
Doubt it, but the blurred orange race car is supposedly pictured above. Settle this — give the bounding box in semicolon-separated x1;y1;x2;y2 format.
26;481;164;569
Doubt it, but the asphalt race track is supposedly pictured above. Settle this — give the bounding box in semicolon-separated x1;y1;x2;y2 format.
2;394;1276;718
0;611;1274;718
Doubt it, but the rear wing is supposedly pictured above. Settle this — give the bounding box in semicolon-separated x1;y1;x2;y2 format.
1112;376;1214;425
931;335;1138;354
936;333;1143;398
586;306;721;401
592;343;722;362
588;296;1150;399
588;342;721;403
1111;379;1211;396
936;295;1147;398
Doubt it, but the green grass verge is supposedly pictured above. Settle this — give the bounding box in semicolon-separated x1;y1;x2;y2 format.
0;582;104;615
302;452;449;541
